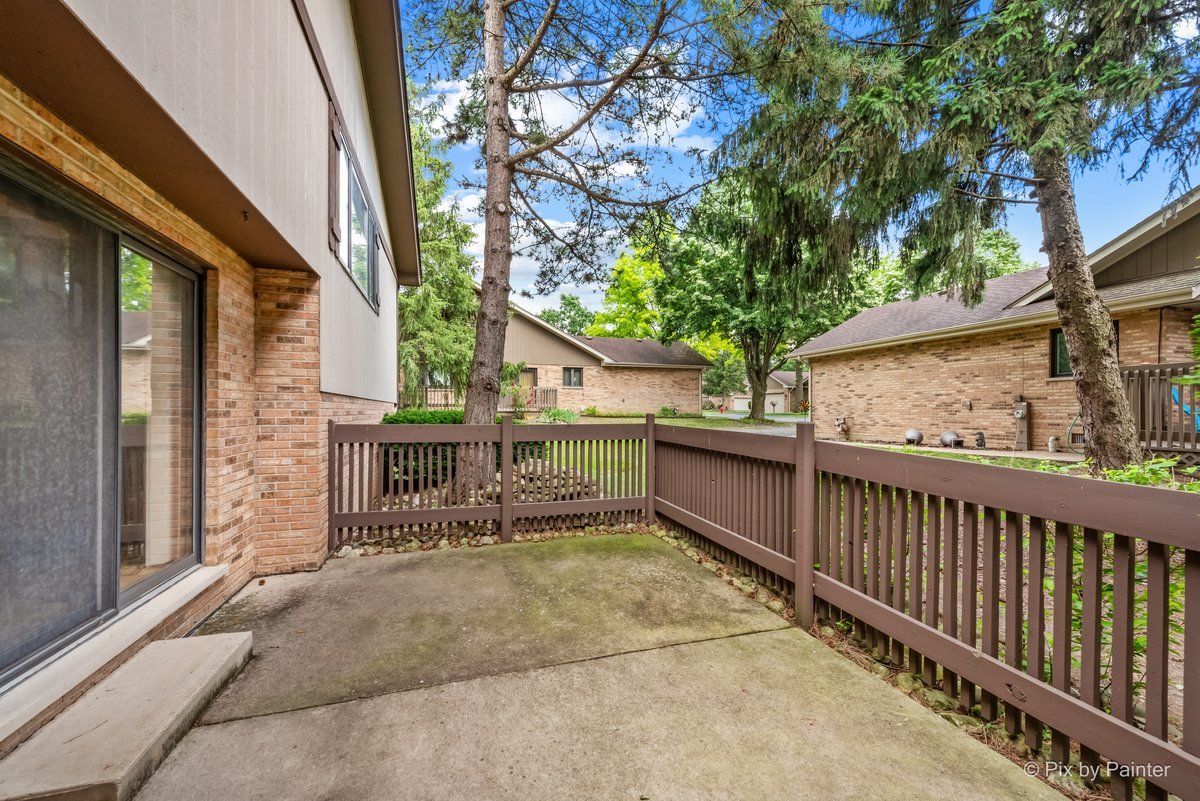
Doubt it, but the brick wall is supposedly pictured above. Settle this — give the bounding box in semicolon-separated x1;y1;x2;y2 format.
525;363;703;413
808;308;1196;449
0;73;393;632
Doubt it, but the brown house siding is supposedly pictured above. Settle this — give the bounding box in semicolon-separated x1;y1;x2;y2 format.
808;308;1195;449
525;363;703;413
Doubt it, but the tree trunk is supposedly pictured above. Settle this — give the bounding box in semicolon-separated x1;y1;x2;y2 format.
745;349;770;421
464;0;513;428
456;0;512;500
1031;149;1143;470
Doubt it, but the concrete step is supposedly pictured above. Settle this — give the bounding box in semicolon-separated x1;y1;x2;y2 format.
0;632;251;801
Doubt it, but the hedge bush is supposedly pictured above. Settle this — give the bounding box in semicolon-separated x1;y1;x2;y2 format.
378;408;542;491
381;409;467;425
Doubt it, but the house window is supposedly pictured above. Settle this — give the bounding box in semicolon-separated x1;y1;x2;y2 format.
1050;329;1072;377
563;367;584;387
1050;322;1118;378
329;123;379;311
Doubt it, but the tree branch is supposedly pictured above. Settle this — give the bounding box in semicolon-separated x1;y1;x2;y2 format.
506;1;673;165
951;187;1040;204
514;163;710;207
504;0;560;86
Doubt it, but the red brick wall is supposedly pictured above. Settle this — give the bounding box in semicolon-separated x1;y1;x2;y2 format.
808;308;1195;449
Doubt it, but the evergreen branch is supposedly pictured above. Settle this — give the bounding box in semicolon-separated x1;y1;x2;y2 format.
504;0;561;86
506;1;674;165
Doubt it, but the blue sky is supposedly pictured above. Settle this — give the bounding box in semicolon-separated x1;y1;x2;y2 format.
404;13;1195;315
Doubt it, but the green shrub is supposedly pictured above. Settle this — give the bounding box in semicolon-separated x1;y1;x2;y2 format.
1101;457;1199;492
382;409;467;425
580;405;599;416
659;405;680;418
121;411;148;425
537;407;579;424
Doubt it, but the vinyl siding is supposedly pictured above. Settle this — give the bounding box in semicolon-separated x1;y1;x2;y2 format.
504;314;603;366
1096;212;1200;286
60;0;399;402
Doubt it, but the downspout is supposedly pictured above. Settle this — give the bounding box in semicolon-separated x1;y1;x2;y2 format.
1157;306;1164;364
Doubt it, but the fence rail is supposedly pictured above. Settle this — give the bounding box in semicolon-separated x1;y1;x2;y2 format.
417;385;559;413
328;416;648;549
327;417;1199;798
1122;361;1199;453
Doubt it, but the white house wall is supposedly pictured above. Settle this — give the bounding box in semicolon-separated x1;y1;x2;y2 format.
61;0;398;403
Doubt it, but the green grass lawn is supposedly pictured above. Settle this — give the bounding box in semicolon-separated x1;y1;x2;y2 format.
878;446;1067;472
575;415;790;430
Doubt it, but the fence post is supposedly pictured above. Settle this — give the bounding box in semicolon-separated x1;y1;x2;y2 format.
644;413;656;523
500;414;514;541
794;422;816;629
327;419;337;553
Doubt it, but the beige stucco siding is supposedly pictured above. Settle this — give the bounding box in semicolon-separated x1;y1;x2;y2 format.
62;0;399;403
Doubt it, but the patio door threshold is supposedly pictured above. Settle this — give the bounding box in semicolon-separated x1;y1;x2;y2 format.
0;564;227;755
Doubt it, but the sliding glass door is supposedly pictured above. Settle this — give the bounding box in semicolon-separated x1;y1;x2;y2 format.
0;168;201;683
118;243;199;596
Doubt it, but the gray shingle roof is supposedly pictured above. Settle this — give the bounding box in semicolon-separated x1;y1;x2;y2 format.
792;268;1200;357
769;370;797;388
572;336;710;367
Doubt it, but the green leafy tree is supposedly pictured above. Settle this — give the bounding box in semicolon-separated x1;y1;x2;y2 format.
538;294;594;335
396;88;478;407
721;0;1178;469
120;249;152;311
658;179;873;420
702;350;746;404
586;246;663;338
865;231;1035;305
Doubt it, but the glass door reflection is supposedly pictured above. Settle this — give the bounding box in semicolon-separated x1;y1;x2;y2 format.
119;245;197;593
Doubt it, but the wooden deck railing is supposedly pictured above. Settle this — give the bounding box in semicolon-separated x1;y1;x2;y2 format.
328;419;1199;798
1121;361;1199;453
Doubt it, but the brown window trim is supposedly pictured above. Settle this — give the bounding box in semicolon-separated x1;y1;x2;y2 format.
328;115;382;314
298;0;397;283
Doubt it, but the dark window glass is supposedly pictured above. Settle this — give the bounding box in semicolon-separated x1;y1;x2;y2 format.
1051;323;1118;378
0;172;116;677
1051;329;1072;377
563;367;583;387
119;246;197;593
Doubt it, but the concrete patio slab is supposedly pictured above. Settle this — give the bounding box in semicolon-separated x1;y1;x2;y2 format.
0;632;250;801
139;627;1060;801
198;534;789;723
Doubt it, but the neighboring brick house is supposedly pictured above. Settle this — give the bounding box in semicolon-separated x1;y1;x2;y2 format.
504;304;710;413
0;1;418;754
793;197;1200;451
728;370;809;413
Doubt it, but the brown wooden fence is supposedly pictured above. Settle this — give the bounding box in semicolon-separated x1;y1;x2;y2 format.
1122;361;1199;455
417;385;559;413
328;418;1199;798
328;416;648;548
